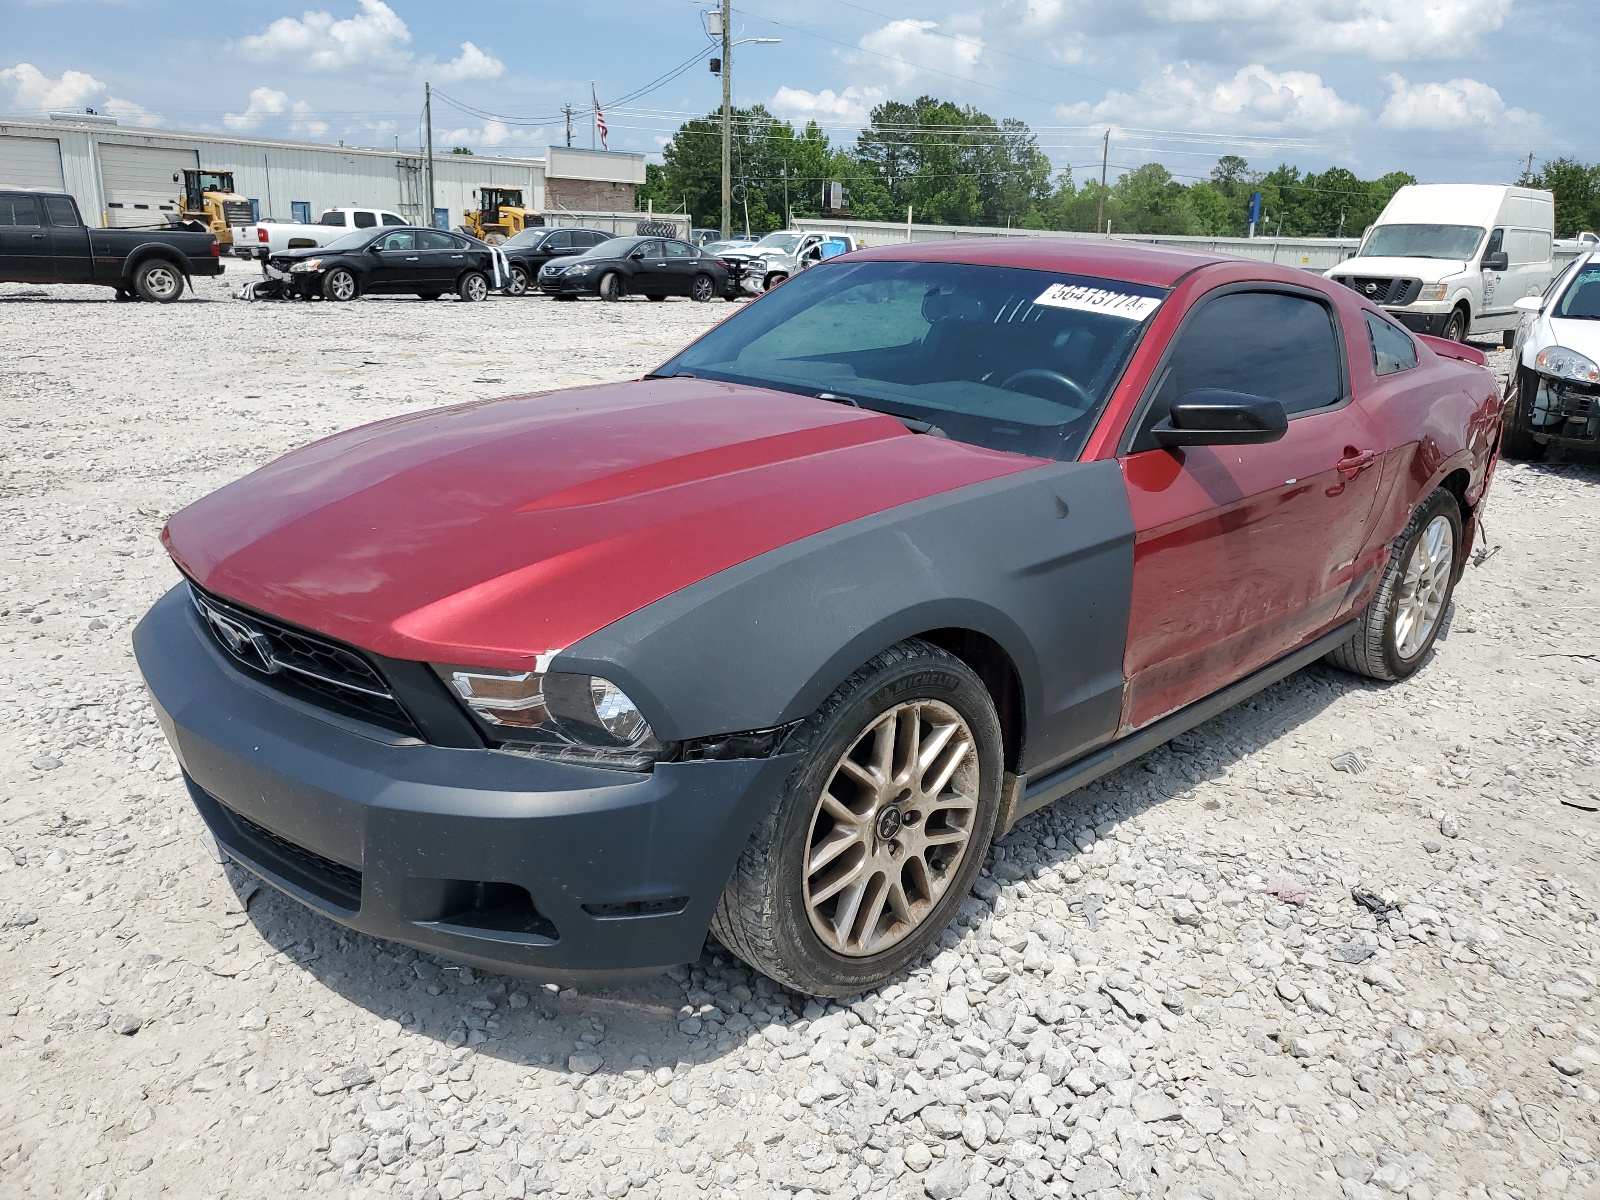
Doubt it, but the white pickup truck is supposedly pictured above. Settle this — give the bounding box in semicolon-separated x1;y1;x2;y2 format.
231;207;409;262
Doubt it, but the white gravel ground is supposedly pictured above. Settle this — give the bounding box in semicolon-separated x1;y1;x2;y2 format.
2;274;1598;1200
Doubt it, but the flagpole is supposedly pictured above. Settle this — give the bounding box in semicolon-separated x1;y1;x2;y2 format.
590;81;596;150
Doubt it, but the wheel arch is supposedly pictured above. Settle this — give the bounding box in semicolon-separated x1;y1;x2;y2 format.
915;627;1026;773
122;244;187;283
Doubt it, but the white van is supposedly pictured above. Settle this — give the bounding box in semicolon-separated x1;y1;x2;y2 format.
1327;184;1555;344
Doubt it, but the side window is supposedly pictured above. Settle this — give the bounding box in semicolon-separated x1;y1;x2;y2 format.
353;210;377;228
374;231;416;252
1484;228;1504;259
577;232;603;248
1137;291;1344;449
417;230;456;250
0;194;42;226
663;240;697;258
634;240;662;257
1364;312;1419;376
381;212;406;226
545;230;573;250
43;196;80;227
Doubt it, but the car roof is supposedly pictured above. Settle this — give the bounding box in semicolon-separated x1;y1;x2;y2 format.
845;237;1234;289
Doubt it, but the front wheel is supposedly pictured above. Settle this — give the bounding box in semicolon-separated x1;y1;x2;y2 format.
457;271;489;302
321;268;357;302
1327;489;1462;682
712;639;1002;996
690;273;715;302
762;271;788;292
1443;307;1468;342
1500;367;1548;461
504;265;529;297
133;259;185;303
597;272;622;301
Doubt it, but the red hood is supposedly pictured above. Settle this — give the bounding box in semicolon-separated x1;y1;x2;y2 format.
164;378;1042;665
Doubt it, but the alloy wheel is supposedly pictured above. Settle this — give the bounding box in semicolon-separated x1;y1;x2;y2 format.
1394;514;1454;658
803;700;979;957
143;266;178;299
328;271;356;301
507;267;528;296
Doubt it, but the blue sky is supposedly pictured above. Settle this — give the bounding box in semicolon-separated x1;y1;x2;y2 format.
2;0;1594;185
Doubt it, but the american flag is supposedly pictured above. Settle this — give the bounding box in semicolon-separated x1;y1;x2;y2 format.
592;84;608;150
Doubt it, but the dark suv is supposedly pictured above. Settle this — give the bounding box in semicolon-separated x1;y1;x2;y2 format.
498;227;613;296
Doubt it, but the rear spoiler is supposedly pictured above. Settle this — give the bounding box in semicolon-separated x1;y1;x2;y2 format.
1418;335;1487;367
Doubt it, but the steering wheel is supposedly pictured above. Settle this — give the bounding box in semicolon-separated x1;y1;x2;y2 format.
999;368;1091;409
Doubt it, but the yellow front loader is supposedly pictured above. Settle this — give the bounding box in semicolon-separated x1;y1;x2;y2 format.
181;170;253;247
463;187;535;244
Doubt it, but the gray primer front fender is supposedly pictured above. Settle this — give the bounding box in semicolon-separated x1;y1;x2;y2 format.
555;459;1134;774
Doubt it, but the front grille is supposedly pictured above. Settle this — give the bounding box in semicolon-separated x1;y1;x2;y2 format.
1332;276;1422;306
225;805;363;909
223;200;253;226
188;582;419;736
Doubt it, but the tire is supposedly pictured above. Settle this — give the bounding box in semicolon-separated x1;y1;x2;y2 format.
598;272;622;301
321;268;357;302
763;271;788;292
1326;489;1463;682
457;272;489;302
132;259;184;303
505;265;529;297
1443;307;1468;342
1500;367;1548;461
416;292;443;301
690;273;715;302
711;639;1003;996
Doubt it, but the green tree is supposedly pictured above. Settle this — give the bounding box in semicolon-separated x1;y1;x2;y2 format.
449;147;474;155
1532;158;1600;237
1109;164;1200;235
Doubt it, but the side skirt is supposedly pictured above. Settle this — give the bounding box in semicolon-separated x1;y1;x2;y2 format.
1010;621;1356;827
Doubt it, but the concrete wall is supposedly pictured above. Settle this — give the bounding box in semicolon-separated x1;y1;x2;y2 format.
541;210;690;239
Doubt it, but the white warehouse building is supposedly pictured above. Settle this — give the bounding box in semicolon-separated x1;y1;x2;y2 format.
0;113;646;231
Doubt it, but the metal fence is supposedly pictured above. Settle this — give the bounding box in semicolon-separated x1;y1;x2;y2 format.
541;209;691;239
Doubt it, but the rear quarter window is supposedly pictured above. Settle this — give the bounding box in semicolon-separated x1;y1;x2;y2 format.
1364;312;1419;376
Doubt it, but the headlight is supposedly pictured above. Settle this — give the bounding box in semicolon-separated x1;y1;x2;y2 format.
1535;346;1600;384
565;263;595;276
289;259;323;273
1417;283;1449;302
432;664;667;770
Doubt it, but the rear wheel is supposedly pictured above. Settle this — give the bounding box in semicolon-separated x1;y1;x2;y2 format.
598;272;622;302
133;259;184;303
690;273;715;302
1327;489;1462;682
1443;307;1468;342
505;264;529;297
711;639;1002;996
321;268;357;302
1500;367;1549;461
457;271;489;302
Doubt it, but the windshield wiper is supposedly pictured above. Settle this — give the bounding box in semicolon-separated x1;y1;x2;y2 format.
644;370;697;380
817;392;947;437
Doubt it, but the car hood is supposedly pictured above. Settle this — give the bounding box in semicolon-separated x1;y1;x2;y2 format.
1532;316;1600;364
271;244;347;261
1331;255;1470;282
163;378;1042;666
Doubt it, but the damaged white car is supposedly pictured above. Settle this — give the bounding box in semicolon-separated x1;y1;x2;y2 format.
1504;252;1600;459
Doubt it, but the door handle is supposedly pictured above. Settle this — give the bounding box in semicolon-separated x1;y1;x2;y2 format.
31;233;46;239
1336;449;1377;480
404;256;419;261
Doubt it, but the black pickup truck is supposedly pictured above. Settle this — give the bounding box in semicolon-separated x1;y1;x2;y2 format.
0;189;223;302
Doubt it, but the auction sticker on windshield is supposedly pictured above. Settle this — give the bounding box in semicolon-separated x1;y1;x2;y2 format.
1033;283;1162;321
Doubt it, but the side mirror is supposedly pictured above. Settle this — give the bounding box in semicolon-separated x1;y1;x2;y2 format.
629;250;646;261
1152;390;1289;447
1513;295;1543;314
1482;250;1509;272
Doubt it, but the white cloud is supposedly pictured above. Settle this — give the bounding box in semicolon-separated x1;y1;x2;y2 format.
1379;73;1536;131
1072;63;1364;132
771;85;891;127
1;62;162;126
236;0;411;72
223;87;327;137
0;62;106;111
434;41;504;83
854;19;984;87
102;96;162;127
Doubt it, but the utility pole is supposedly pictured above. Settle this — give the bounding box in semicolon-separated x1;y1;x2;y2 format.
563;104;573;148
1096;130;1109;237
590;81;596;150
424;81;435;229
782;165;789;228
1524;151;1535;183
721;0;732;238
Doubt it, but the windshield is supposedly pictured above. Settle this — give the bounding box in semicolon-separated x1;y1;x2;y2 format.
1363;224;1485;261
655;260;1165;460
580;236;642;258
1554;261;1600;320
319;229;378;252
754;232;803;253
502;228;548;249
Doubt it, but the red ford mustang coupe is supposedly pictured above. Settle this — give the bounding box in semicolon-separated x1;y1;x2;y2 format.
136;239;1501;996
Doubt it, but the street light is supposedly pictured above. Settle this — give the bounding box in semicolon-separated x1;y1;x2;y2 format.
713;0;780;238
